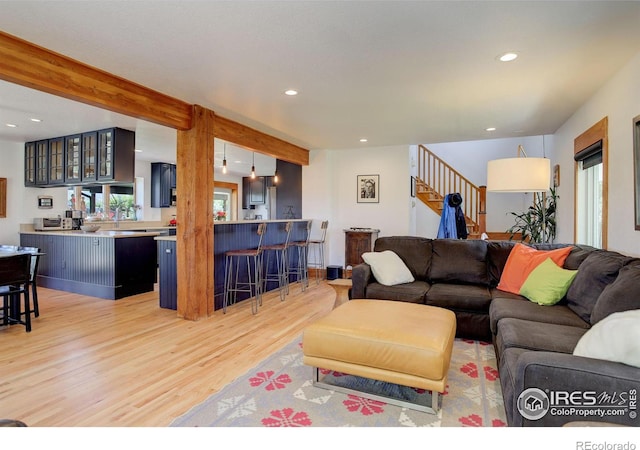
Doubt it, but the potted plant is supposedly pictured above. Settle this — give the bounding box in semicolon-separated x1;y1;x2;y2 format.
506;187;558;243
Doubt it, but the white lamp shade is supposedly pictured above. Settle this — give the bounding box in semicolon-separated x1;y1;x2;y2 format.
487;157;551;192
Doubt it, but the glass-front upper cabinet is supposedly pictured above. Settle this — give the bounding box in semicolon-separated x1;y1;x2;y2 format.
48;137;65;185
82;131;97;182
24;141;36;186
65;134;81;184
35;140;49;185
98;129;114;180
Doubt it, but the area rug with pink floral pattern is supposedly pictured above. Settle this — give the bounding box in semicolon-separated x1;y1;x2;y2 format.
170;337;507;427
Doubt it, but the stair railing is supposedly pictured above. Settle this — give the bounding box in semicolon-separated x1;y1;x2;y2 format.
416;144;486;235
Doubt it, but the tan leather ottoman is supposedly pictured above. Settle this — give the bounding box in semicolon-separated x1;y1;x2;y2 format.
302;299;456;413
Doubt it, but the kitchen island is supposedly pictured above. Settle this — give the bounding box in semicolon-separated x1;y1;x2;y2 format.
20;230;160;299
156;219;311;311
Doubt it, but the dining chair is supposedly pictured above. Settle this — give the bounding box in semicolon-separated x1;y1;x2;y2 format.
0;253;32;332
17;246;42;317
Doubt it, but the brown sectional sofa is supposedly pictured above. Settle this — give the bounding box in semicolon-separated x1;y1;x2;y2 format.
351;236;640;427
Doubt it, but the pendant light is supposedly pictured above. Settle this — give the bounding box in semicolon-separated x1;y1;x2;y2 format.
222;143;227;174
251;152;256;179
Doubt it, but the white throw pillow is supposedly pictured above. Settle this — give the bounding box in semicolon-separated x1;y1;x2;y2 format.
573;309;640;368
361;250;415;286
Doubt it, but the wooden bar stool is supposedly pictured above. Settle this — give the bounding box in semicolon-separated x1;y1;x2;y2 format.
262;221;293;301
308;220;328;284
223;222;266;315
289;220;312;292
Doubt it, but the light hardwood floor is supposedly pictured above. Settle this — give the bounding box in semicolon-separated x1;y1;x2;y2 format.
1;279;335;426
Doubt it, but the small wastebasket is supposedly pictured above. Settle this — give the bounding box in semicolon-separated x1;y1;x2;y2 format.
326;265;343;280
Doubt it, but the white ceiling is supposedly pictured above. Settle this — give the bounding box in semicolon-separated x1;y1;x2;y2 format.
1;1;640;168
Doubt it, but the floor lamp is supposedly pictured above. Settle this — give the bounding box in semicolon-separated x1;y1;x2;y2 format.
487;145;551;242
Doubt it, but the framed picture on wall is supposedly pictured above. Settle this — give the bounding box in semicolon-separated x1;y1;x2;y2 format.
357;174;379;203
0;178;6;218
633;114;640;230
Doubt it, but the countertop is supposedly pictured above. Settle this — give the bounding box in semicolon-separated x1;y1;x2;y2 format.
154;236;177;241
214;219;308;225
20;230;162;238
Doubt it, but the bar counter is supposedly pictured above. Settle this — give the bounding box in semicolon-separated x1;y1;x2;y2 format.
155;219;311;311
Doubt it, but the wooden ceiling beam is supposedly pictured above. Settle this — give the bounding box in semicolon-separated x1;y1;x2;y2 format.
215;115;309;166
0;30;310;163
0;30;192;130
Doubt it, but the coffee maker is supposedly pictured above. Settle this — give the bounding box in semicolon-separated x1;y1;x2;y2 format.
65;210;85;230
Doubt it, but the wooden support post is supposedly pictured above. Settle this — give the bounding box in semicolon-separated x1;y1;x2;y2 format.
478;185;487;235
176;105;215;320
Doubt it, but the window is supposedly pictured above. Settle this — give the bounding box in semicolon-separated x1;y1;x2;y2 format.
575;154;603;248
213;181;238;221
67;180;142;221
214;188;231;222
574;117;608;249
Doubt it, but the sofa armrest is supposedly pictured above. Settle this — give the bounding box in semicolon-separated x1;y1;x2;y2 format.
513;351;639;427
351;263;373;299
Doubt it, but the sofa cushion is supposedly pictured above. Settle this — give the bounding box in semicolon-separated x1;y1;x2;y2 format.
374;236;433;281
498;346;530;427
495;318;587;356
365;281;429;304
565;250;634;324
361;250;415;286
519;258;578;306
590;262;640;324
497;244;572;295
425;283;491;312
489;296;590;335
429;239;489;285
573;310;640;368
451;311;491;341
487;240;516;287
562;244;596;270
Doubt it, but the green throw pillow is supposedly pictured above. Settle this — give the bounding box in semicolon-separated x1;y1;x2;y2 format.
519;257;578;306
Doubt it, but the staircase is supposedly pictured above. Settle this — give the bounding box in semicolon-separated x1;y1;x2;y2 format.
415;144;486;238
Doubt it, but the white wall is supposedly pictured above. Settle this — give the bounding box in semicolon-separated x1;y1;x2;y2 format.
0;138;68;245
303;145;411;267
553;51;640;255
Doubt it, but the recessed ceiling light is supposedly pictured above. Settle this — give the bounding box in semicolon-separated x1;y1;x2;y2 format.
5;123;17;128
485;127;496;132
30;118;42;123
359;138;368;143
498;52;518;62
284;89;298;96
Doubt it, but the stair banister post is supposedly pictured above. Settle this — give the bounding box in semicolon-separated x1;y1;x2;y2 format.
479;185;487;235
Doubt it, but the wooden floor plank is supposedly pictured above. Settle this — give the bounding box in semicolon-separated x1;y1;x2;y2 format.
0;280;334;426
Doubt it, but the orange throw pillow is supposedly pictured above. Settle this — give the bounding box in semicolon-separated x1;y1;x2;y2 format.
497;243;573;295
